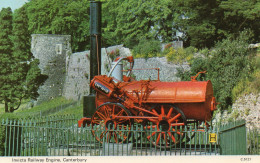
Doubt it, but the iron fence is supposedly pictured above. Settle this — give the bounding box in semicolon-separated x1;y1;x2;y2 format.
1;116;259;156
219;120;247;155
219;120;259;155
1;116;219;156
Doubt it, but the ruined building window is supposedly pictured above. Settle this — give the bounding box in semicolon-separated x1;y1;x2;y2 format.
56;44;62;54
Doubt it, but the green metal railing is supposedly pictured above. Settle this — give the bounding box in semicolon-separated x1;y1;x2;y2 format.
1;116;258;156
219;120;259;155
1;116;219;156
219;120;247;155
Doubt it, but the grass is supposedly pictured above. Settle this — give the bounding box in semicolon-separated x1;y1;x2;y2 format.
0;97;78;119
51;102;83;118
0;99;30;114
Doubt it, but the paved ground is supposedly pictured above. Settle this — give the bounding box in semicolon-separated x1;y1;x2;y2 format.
47;143;220;156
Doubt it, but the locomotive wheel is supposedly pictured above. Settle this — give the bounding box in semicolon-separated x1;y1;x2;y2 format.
145;104;187;148
91;103;132;144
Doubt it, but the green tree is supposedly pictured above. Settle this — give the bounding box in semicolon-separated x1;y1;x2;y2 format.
115;0;180;48
11;6;48;112
27;0;90;52
25;59;48;102
0;6;48;113
174;0;221;48
0;7;14;112
175;0;260;48
219;0;260;42
12;5;32;61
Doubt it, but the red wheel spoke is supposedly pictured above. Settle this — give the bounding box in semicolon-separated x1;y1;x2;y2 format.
167;107;173;118
161;105;165;116
116;109;124;116
100;131;108;140
113;132;118;143
163;132;168;146
102;106;108;117
156;133;161;145
117;118;130;124
168;132;176;143
151;109;159;116
104;105;111;117
173;130;182;135
122;132;128;139
169;113;181;123
147;131;157;139
108;131;113;141
171;127;184;135
112;105;115;115
96;111;107;120
147;118;157;123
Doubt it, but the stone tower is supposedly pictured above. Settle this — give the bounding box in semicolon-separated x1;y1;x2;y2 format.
31;34;71;104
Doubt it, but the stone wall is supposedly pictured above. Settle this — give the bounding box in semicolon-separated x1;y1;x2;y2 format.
133;57;189;81
63;45;132;100
214;93;260;129
63;51;90;100
31;34;71;104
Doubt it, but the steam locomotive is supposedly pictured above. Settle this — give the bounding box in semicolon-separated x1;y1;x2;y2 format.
78;56;217;148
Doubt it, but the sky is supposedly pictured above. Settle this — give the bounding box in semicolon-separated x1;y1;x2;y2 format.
0;0;29;11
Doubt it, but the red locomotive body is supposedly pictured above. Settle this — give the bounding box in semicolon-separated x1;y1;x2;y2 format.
94;79;216;122
80;56;217;147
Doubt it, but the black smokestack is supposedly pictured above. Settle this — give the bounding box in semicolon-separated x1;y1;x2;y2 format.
89;1;101;94
83;1;102;117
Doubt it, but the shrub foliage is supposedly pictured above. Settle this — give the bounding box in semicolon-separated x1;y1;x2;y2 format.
177;31;255;110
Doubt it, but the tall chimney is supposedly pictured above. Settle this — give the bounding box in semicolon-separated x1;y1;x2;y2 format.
90;1;102;93
83;1;102;117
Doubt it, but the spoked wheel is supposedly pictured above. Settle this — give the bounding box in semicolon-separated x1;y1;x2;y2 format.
145;104;187;148
91;103;132;144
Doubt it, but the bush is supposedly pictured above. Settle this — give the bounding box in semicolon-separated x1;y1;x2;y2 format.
132;38;161;59
165;46;197;64
0;126;5;156
232;58;260;101
177;30;254;111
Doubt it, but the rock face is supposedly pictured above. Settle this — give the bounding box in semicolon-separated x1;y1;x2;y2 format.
31;34;71;104
63;51;90;101
63;45;132;101
214;93;260;129
133;57;189;81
